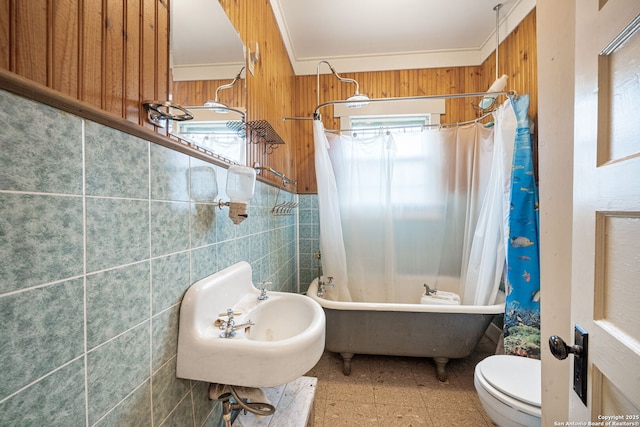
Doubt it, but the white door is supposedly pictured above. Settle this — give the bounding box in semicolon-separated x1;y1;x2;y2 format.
571;0;640;421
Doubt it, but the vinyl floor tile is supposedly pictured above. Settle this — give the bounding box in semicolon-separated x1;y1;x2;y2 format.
310;336;497;427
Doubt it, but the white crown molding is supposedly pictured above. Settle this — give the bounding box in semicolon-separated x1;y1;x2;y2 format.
294;49;482;76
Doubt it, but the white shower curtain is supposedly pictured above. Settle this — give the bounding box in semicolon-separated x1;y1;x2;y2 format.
313;121;352;301
314;100;516;304
460;100;517;304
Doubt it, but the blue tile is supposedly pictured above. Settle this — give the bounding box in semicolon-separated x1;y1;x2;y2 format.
304;194;319;210
86;262;151;349
0;358;85;426
151;306;180;370
150;144;191;202
251;257;269;285
93;380;151;427
299;253;316;270
298;223;318;240
216;209;237;242
151;201;190;257
236;236;253;263
0;193;84;293
85;121;149;199
152;252;190;315
298;209;314;225
190;245;218;283
0;279;84;400
190;204;218;248
151;357;190;425
298;194;315;210
86;197;150;272
0;90;83;194
192;381;222;427
217;240;239;271
298;238;314;256
157;391;195;427
87;322;150;424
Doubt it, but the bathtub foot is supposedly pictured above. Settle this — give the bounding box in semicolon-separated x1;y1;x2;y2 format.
339;352;354;376
433;357;449;382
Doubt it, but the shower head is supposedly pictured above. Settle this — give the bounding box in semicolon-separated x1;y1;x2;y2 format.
317;60;369;108
205;66;246;113
203;100;230;113
345;93;370;108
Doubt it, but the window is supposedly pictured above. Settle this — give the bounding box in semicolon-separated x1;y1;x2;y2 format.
334;97;445;132
348;114;431;137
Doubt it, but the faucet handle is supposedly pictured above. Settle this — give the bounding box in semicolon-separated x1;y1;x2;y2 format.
218;308;242;321
326;277;335;286
218;309;241;317
256;281;271;300
256;281;272;290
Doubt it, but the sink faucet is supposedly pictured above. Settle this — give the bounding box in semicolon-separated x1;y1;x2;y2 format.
317;276;334;297
218;309;255;338
256;281;272;301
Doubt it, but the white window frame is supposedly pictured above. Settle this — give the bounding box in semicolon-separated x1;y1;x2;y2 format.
335;98;445;132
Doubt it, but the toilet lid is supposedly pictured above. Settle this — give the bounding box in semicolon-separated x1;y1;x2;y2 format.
477;355;541;407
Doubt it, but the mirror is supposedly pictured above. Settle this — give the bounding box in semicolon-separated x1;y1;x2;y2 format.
170;0;247;165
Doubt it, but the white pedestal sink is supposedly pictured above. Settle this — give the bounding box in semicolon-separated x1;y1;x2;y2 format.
176;261;325;388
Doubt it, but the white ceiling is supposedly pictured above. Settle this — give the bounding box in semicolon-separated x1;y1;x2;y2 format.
171;0;536;80
269;0;536;75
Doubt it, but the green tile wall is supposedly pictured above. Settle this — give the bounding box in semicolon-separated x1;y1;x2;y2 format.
298;195;321;293
0;89;298;427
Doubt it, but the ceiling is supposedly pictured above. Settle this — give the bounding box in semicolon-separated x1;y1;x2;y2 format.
269;0;536;75
170;0;536;80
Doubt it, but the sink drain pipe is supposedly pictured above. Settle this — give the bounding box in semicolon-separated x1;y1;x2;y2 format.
209;383;276;426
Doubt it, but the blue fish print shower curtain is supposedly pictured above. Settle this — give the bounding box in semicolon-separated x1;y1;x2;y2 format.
504;94;541;359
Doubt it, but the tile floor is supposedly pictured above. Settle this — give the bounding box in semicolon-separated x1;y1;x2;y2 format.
306;336;498;426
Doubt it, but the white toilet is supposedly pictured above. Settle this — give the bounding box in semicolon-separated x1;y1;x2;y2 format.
474;355;541;427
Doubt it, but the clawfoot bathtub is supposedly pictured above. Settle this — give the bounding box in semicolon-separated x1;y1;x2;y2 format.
306;278;504;381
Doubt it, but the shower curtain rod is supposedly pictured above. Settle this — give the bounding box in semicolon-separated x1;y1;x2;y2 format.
323;111;495;135
312;90;517;119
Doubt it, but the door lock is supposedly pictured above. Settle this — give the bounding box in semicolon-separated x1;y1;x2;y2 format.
549;324;588;405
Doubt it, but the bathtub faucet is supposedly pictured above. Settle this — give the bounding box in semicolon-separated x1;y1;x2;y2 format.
315;252;323;284
317;276;334;297
424;283;437;295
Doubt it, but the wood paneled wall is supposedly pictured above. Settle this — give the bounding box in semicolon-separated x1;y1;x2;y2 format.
221;0;297;189
172;79;244;110
293;9;538;193
0;0;170;133
1;0;536;193
243;0;296;188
